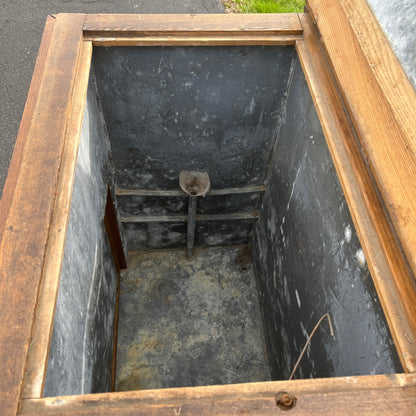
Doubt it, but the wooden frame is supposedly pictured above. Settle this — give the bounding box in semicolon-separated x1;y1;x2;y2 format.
1;1;416;414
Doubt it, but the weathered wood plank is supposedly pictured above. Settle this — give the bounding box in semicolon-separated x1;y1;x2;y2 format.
86;35;302;46
20;374;416;415
21;39;93;401
2;8;416;416
83;13;302;36
0;14;85;416
296;12;416;373
339;0;416;154
307;0;416;283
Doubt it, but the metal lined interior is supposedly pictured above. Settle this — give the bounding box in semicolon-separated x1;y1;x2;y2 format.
43;45;401;398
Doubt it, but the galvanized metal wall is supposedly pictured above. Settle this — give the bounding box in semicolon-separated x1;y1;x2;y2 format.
251;58;402;380
44;74;118;397
92;46;297;249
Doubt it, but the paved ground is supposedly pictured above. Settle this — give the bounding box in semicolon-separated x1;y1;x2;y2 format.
0;0;224;198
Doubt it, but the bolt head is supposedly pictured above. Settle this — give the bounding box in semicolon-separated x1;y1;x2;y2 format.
275;391;296;410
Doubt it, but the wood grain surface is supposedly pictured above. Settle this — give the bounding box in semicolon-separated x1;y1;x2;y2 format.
83;13;303;46
20;374;416;415
83;13;302;35
339;0;416;152
20;39;92;401
85;35;302;46
307;0;416;282
0;14;85;416
1;8;415;416
297;12;416;373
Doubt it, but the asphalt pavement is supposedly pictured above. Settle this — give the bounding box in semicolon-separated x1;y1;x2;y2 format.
0;0;224;197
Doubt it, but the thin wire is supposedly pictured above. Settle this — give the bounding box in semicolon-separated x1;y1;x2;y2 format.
288;313;334;381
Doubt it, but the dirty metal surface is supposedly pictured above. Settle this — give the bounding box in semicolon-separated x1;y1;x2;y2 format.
123;219;256;250
93;45;295;190
93;46;296;250
44;75;118;397
116;246;270;390
117;192;260;217
252;58;402;380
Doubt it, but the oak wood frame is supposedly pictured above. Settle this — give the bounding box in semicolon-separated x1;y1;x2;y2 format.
1;2;415;415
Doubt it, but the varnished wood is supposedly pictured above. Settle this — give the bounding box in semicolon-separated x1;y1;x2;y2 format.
307;0;416;282
296;13;416;373
0;14;86;415
20;374;416;415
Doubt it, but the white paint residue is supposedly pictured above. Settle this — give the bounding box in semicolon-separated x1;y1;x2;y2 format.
79;99;91;175
300;321;309;340
157;56;163;74
295;289;301;308
283;275;290;306
344;224;352;243
266;207;277;237
140;173;153;185
248;97;256;115
346;377;358;384
287;153;306;210
299;322;311;359
258;109;264;123
355;248;366;269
